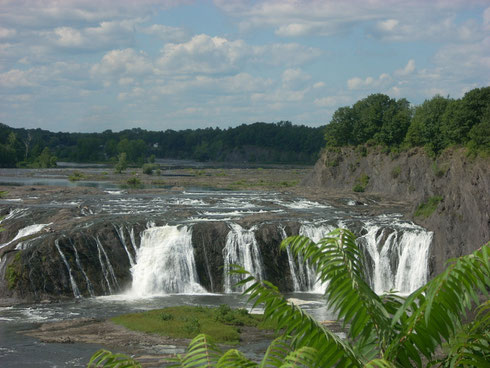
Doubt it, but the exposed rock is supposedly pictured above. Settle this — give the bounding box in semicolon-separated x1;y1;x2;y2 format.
303;146;489;276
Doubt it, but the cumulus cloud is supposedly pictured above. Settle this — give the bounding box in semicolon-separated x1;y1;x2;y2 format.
395;59;416;76
91;49;153;77
347;73;391;90
156;34;321;75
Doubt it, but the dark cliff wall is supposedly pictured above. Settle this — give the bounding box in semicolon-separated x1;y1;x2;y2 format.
303;147;489;276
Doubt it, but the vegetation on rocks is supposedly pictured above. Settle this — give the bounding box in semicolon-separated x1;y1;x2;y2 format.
89;229;489;367
415;196;443;218
111;305;273;345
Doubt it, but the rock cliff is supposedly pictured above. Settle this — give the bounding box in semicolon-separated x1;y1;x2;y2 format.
303;146;489;276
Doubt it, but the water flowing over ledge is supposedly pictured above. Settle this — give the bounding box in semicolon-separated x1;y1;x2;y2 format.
0;190;432;301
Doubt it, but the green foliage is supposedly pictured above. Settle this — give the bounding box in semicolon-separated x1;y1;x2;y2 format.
353;173;370;192
414;196;443;218
324;87;490;156
89;231;489;368
391;166;401;179
5;252;22;290
110;306;269;345
114;152;128;174
88;349;142;368
125;176;142;189
325;94;412;148
142;163;158;175
68;171;85;182
30;147;57;168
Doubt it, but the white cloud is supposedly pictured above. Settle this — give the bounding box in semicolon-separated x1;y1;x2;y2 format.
347;73;391;90
0;27;17;39
156;34;321;75
157;34;247;74
91;49;153;77
395;59;415;76
281;68;310;89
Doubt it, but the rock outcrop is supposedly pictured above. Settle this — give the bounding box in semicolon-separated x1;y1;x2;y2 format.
303;146;489;276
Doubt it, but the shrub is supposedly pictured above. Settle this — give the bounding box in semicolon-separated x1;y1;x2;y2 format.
68;171;84;182
415;195;443;218
391;166;401;178
352;173;369;192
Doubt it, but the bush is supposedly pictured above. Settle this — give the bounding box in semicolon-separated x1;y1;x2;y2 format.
126;176;142;189
415;195;443;218
68;171;84;182
352;173;369;192
391;166;401;178
142;163;158;175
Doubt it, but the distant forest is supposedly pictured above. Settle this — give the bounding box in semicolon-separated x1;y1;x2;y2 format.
0;86;488;168
0;121;324;167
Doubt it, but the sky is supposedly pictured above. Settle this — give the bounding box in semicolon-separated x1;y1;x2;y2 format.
0;0;489;133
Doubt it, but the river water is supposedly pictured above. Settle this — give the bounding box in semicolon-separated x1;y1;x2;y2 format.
0;293;331;367
0;184;433;367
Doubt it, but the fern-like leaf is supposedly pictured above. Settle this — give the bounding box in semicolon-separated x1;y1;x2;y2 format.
282;229;391;356
232;265;363;368
168;334;222;368
87;349;141;368
386;243;490;366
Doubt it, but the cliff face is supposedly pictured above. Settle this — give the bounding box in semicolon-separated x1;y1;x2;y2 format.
303;147;489;276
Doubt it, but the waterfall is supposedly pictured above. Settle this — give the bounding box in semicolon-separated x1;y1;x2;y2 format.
223;223;264;293
94;237;114;294
130;225;205;296
279;227;300;291
0;223;51;250
394;230;433;293
55;239;81;298
71;241;95;297
113;224;135;267
128;227;139;254
358;222;433;294
298;224;335;293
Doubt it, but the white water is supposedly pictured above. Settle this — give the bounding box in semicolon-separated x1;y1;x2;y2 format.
71;242;95;297
299;224;336;293
55;239;81;298
356;222;433;294
223;223;264;293
0;223;51;250
113;225;135;267
94;237;114;294
129;225;205;296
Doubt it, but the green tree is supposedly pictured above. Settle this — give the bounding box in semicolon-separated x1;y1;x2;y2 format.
114;152;128;174
405;95;450;154
89;230;489;368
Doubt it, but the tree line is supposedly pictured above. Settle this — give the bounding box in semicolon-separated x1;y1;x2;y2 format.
0;121;324;168
324;86;489;156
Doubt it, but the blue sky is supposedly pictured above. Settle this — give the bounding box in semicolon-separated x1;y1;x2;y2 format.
1;0;489;133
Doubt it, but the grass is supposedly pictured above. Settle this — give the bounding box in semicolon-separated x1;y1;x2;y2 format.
110;305;274;345
415;196;443;218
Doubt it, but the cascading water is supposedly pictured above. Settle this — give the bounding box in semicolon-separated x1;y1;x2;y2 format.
71;241;95;297
55;239;81;298
298;224;336;293
113;224;135;267
223;223;264;293
357;222;433;294
0;223;51;250
129;225;205;296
